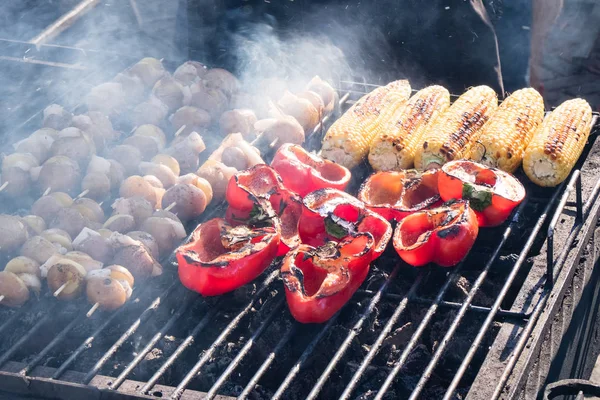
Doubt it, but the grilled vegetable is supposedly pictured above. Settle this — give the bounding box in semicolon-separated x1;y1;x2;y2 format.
176;217;280;296
470;88;544;173
414;85;498;170
225;165;302;255
298;189;392;261
368;85;450;171
0;215;29;254
523;98;593;187
281;233;374;324
86;265;134;311
46;258;87;300
271;143;351;197
320;80;411;169
438;160;526;227
392;199;478;267
0;271;29;307
358;169;440;221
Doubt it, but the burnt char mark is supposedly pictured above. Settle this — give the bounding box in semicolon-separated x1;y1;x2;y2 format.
543;108;586;160
440;102;491;159
437;224;460;239
353;88;387;118
182;253;229;268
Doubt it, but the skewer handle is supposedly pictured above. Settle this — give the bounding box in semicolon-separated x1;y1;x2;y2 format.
0;181;9;192
43;187;52;196
76;189;90;199
53;282;68;298
0;295;5;304
174;125;186;137
164;201;176;212
86;302;100;317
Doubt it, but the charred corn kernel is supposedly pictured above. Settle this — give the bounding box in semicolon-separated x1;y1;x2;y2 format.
523;98;593;187
368;85;450;171
470;88;544;173
320;80;411;169
414;85;498;170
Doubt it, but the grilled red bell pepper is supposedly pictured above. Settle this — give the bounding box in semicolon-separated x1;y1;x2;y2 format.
176;217;280;296
226;164;301;255
271;143;352;197
281;232;374;323
298;188;392;260
392;199;478;267
358;169;441;221
437;160;526;227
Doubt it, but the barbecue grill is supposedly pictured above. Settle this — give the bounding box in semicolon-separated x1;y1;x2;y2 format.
2;33;600;400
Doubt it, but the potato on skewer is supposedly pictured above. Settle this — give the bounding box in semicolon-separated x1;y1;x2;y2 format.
0;215;29;254
86;265;134;312
0;271;29;307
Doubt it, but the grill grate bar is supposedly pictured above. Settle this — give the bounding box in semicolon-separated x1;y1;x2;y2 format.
238;323;298;400
407;201;528;399
20;310;86;376
140;302;220;395
170;270;280;400
338;272;425;400
372;264;462;400
305;265;403;400
412;297;529;321
109;291;197;390
489;170;600;400
0;307;56;368
442;176;568;400
82;282;178;384
51;292;143;380
0;307;27;336
204;297;287;400
271;265;400;400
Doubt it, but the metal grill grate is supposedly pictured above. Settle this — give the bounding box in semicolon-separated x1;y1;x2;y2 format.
1;78;600;400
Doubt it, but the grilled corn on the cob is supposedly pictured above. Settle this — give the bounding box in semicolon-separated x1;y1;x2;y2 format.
368;85;451;171
523;98;593;187
470;88;544;173
414;85;498;170
320;80;411;169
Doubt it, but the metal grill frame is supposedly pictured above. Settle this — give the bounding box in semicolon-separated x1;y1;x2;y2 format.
1;75;600;400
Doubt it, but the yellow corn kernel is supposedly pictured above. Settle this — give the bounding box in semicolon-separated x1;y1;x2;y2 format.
414;85;498;170
368;85;450;171
523;98;593;187
470;88;544;173
320;80;411;169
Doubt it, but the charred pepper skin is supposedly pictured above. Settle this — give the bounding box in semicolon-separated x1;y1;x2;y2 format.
357;169;441;221
438;160;526;227
281;232;374;324
175;218;280;296
298;188;392;261
271;143;351;197
225;164;302;255
392;199;479;267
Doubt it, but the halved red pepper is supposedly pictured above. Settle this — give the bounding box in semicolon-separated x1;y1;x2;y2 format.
271;143;351;197
226;164;301;255
392;199;478;267
357;169;441;221
176;217;280;296
281;232;374;323
438;160;526;227
298;188;392;261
